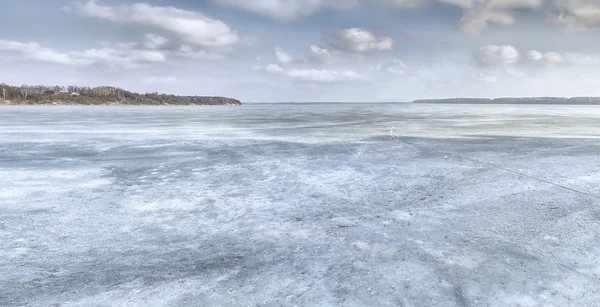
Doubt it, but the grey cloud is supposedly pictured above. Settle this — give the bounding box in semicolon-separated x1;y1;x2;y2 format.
552;0;600;29
447;0;543;33
381;0;600;33
381;0;544;33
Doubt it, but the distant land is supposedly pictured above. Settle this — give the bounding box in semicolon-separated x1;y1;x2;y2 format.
413;97;600;105
0;84;241;106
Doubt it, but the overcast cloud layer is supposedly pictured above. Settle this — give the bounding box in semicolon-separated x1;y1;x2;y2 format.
2;0;600;102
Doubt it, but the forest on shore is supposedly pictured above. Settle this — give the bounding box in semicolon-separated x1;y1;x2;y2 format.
0;83;241;106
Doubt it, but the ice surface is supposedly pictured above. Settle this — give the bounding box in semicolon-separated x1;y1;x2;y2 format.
1;104;600;306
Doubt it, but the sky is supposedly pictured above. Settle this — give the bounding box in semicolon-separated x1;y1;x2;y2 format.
2;0;600;102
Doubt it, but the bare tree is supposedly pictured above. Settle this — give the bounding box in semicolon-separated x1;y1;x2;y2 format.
20;86;28;100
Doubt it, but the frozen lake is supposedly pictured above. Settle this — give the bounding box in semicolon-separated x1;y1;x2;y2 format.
1;104;600;306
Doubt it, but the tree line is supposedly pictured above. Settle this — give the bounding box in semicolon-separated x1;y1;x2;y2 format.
0;83;241;105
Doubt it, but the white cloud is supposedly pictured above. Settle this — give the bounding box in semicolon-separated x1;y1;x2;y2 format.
287;68;364;82
0;40;76;65
259;61;364;83
71;47;166;67
475;46;600;68
210;0;357;20
308;44;343;64
334;28;395;52
528;49;600;65
144;34;168;50
304;28;392;64
475;45;520;66
528;50;543;61
76;1;239;48
265;63;285;73
543;51;565;64
371;59;407;74
0;39;168;68
528;50;561;64
274;47;294;64
564;52;600;65
505;67;526;77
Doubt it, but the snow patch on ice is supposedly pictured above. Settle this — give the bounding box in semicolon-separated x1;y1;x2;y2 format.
79;179;112;188
127;198;197;212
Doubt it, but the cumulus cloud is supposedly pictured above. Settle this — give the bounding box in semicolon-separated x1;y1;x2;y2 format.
527;50;543;61
528;49;600;65
475;45;520;66
210;0;357;20
274;47;294;64
75;1;239;48
333;28;395;52
474;45;600;68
